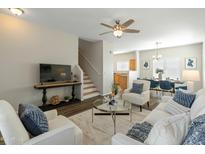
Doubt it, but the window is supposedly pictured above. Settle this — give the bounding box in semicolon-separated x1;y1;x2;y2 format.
152;58;180;80
164;58;180;80
116;61;129;71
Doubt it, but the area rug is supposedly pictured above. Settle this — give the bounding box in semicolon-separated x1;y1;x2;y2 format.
69;105;151;145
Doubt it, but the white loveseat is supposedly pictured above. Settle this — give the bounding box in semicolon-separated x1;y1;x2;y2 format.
0;100;82;145
112;88;205;145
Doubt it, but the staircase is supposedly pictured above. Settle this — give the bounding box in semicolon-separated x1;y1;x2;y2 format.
83;73;100;100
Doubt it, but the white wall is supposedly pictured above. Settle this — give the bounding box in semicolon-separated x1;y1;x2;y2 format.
0;14;78;109
113;52;136;72
113;51;139;88
139;43;203;91
103;41;113;94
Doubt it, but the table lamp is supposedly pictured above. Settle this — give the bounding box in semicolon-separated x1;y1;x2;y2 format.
182;70;200;92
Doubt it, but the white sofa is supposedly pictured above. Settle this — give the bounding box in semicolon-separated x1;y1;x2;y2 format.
0;100;82;145
112;88;205;145
122;80;151;112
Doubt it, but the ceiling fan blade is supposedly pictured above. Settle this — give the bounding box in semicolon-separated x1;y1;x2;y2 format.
123;29;140;33
99;31;113;35
121;19;135;28
100;23;113;29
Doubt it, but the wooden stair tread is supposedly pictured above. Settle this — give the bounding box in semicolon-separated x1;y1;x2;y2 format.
84;81;93;84
83;85;96;89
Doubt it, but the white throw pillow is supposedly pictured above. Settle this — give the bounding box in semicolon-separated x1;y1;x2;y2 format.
145;113;191;145
190;95;205;120
164;98;190;115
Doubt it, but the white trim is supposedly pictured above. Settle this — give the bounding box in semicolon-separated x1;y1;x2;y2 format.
100;92;112;96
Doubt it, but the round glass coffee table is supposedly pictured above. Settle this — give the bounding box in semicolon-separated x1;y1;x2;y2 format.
92;99;132;134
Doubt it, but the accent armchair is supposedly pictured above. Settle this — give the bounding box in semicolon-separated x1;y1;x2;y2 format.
122;80;151;112
0;100;82;145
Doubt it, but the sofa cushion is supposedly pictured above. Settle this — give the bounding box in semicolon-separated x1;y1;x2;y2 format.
154;103;167;111
18;104;48;136
48;115;83;145
190;95;205;120
122;93;146;106
164;99;190;115
127;121;153;143
173;90;196;108
0;100;29;144
143;109;172;125
195;88;205;98
145;113;191;145
130;83;143;94
183;114;205;145
48;115;75;130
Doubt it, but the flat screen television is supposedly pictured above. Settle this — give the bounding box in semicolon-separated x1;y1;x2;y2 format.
40;64;71;83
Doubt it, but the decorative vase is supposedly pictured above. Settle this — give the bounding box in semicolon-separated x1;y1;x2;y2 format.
158;72;162;80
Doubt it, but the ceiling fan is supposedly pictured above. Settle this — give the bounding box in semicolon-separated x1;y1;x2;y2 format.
99;19;140;38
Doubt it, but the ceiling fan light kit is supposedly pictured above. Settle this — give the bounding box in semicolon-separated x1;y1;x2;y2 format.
9;8;24;16
113;30;123;38
99;19;140;38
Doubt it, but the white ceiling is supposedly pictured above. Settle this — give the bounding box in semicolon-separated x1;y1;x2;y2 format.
1;8;205;54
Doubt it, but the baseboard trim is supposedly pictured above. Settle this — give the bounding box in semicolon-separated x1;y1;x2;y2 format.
100;92;112;97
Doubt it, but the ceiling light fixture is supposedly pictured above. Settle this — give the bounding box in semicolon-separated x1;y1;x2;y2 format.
100;19;140;38
153;42;162;61
9;8;24;16
113;30;123;38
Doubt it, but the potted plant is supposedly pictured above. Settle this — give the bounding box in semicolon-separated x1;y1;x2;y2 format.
112;83;119;95
64;96;71;102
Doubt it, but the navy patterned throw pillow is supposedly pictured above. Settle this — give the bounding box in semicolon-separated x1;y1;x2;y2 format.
127;121;153;142
130;83;144;94
18;104;48;136
173;90;196;108
183;114;205;145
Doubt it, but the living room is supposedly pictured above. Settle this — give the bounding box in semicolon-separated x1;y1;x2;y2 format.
1;1;205;153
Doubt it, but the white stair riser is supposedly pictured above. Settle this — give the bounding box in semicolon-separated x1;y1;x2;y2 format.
83;83;95;88
83;79;92;83
83;92;100;100
83;72;99;99
83;88;97;94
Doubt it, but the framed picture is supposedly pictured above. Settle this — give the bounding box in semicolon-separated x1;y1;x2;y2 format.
143;61;150;70
185;57;197;69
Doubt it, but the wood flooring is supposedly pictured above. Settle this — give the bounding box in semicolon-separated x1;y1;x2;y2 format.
57;96;159;117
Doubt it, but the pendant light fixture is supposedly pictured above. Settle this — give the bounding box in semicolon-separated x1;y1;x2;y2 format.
152;42;162;61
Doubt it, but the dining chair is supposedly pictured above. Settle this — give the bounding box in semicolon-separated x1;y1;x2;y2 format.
146;79;160;95
159;80;174;96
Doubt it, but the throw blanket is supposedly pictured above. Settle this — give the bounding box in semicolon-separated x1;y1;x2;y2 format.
127;121;153;143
